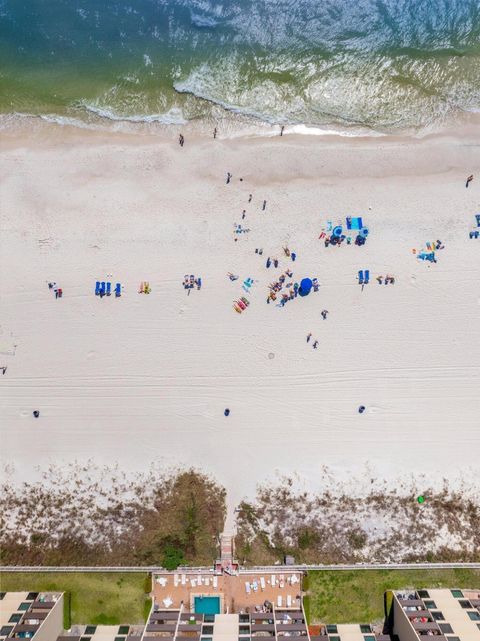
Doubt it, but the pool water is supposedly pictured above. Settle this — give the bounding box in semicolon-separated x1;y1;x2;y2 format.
194;595;221;615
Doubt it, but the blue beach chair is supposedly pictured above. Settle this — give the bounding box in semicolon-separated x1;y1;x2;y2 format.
364;270;370;284
115;283;121;297
358;270;364;284
99;281;106;297
476;214;480;227
106;282;111;296
95;281;101;295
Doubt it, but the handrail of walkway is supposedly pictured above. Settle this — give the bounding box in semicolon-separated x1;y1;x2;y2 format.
1;562;479;572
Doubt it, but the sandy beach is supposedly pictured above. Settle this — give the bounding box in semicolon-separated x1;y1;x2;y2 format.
1;123;479;516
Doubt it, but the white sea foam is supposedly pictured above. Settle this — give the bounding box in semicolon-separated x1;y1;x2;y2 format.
39;113;101;130
289;124;386;138
174;78;280;125
143;54;153;67
81;103;187;125
191;12;218;28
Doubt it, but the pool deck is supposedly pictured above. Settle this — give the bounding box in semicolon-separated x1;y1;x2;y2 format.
153;570;303;613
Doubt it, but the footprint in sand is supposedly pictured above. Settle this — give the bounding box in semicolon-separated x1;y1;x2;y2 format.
368;406;381;414
20;410;31;418
87;351;96;360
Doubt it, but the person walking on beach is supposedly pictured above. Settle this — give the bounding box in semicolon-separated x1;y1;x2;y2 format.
1;366;7;375
242;210;246;220
248;194;252;203
291;252;296;261
213;127;217;139
306;333;312;343
179;134;184;147
321;309;328;320
466;174;473;188
313;340;318;349
226;172;232;184
262;200;267;211
273;258;279;268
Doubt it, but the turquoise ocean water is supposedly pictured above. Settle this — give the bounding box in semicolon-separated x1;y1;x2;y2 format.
1;0;480;135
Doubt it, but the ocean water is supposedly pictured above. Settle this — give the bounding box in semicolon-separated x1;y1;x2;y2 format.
1;0;480;135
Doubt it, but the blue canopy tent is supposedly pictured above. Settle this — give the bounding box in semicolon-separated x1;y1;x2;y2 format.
299;277;313;296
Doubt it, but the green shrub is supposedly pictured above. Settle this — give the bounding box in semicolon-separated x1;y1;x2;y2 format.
162;545;185;570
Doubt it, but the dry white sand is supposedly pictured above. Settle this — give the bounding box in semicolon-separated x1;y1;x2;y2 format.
1;125;479;518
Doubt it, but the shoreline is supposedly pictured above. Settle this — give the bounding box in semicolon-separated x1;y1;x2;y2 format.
2;109;480;150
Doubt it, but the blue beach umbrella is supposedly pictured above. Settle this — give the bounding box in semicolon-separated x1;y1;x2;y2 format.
299;278;313;296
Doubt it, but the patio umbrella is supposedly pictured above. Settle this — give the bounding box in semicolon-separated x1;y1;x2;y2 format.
299;278;313;296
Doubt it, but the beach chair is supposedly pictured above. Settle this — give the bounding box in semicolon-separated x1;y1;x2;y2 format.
252;580;258;592
181;574;186;586
213;576;218;589
326;221;333;231
245;581;251;594
271;575;276;587
358;270;364;284
476;214;480;227
197;277;202;290
286;595;292;607
197;575;202;585
95;281;101;295
99;282;106;297
114;283;121;297
205;577;210;586
106;282;111;296
260;577;265;591
364;270;370;284
277;596;282;607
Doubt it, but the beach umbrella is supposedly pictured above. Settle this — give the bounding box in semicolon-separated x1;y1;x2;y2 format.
299;278;313;296
333;225;343;237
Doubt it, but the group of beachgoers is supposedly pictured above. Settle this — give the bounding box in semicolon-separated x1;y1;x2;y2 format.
183;274;202;291
47;281;63;298
376;274;395;285
320;230;368;247
305;311;329;349
415;239;445;263
266;269;293;303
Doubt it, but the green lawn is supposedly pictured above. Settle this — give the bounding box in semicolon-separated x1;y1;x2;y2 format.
0;572;151;627
305;568;480;625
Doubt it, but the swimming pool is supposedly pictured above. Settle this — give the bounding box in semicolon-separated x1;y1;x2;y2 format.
194;595;221;615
